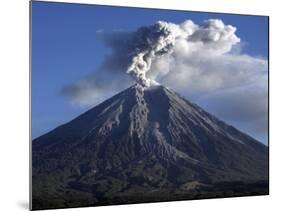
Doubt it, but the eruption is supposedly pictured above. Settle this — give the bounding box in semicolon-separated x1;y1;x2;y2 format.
62;19;267;142
124;19;240;87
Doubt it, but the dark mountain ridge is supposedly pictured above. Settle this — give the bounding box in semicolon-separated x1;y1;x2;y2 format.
32;85;268;210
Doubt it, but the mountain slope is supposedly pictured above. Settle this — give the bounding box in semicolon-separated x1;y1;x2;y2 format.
32;85;268;210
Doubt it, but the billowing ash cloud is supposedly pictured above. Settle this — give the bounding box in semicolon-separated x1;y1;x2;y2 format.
109;19;240;87
62;19;268;143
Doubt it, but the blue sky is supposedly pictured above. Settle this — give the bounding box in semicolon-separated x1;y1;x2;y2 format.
31;1;268;143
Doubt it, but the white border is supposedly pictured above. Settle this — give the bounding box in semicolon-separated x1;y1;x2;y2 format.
1;0;280;211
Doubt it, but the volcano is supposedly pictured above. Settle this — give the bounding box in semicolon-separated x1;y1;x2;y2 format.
32;85;268;210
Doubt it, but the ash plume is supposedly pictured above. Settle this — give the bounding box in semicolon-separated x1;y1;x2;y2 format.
121;19;240;87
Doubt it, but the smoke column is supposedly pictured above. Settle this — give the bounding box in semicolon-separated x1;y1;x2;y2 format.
126;21;181;87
